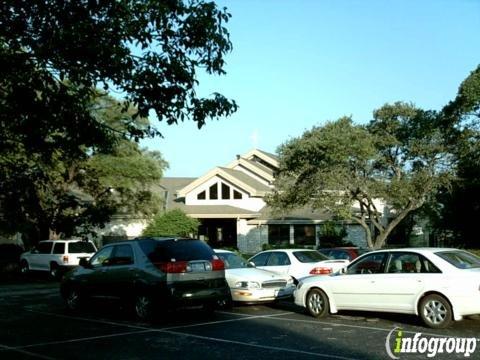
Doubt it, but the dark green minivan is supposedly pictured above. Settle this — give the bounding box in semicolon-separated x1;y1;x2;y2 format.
60;237;231;320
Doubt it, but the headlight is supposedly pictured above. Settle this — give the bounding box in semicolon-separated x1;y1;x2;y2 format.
296;281;303;290
235;281;261;289
286;277;294;285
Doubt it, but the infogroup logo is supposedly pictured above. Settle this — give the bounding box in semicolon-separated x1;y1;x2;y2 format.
385;327;478;359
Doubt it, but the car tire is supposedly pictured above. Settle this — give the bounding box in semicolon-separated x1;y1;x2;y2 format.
419;294;453;329
306;288;329;318
20;260;29;275
65;287;83;312
134;294;154;321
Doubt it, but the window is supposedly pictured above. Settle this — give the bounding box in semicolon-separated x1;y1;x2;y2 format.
209;183;218;200
233;190;242;199
90;246;114;267
294;225;316;245
266;252;291;266
111;244;134;266
387;252;441;274
435;250;480;269
37;242;53;254
293;250;329;263
347;252;387;274
197;190;206;200
268;225;290;246
53;243;65;254
68;241;96;253
250;252;270;266
221;183;230;199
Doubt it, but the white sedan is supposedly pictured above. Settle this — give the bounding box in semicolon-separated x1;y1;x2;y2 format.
294;248;480;328
215;250;295;303
248;249;349;282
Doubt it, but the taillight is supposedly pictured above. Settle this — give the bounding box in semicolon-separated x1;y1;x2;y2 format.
154;261;189;273
63;256;69;264
212;259;225;271
310;267;332;275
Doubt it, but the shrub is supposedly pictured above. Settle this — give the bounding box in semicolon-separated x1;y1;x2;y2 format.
143;209;199;238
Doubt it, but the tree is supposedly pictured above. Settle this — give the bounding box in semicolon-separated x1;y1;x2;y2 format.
0;94;168;245
432;65;480;247
267;104;454;250
0;1;236;241
142;209;199;237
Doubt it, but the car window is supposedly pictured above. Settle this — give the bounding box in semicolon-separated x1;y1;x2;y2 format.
266;252;291;266
250;252;270;266
111;244;134;266
293;250;329;263
68;241;96;253
347;252;387;274
435;250;480;269
90;246;114;267
139;239;214;262
216;252;247;269
387;252;441;274
53;243;65;254
37;242;53;254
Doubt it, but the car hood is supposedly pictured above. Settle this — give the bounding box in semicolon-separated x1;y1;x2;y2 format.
225;267;291;282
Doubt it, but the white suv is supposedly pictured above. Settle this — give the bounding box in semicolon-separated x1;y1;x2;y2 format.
20;240;97;278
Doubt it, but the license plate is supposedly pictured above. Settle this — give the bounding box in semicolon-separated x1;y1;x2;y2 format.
190;262;206;271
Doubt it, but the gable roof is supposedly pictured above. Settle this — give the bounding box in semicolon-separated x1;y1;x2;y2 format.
176;167;271;198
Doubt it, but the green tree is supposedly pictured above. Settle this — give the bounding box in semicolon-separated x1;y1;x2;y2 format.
432;65;480;247
0;95;168;245
143;209;199;237
268;104;454;250
0;0;236;241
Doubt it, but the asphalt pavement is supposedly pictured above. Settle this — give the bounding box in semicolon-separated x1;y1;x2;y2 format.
0;280;479;360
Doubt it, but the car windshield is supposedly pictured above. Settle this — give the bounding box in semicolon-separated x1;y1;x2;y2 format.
68;241;96;253
435;250;480;269
216;252;248;269
293;250;329;263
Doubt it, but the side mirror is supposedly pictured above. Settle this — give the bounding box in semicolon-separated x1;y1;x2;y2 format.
79;258;90;268
339;267;347;275
31;249;39;254
248;261;256;268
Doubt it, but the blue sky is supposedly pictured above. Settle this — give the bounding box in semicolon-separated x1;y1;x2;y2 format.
141;0;480;177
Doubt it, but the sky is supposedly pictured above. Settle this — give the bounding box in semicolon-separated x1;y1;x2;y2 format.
141;0;480;178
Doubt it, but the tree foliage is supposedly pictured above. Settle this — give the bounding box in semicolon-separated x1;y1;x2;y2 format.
268;103;454;250
0;0;236;243
0;94;168;245
432;65;480;247
142;209;199;237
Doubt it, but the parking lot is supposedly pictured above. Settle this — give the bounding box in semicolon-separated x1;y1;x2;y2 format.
0;281;479;360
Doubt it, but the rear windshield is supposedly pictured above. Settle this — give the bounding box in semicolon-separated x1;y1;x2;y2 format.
435;251;480;269
139;239;214;262
293;250;329;263
68;242;96;253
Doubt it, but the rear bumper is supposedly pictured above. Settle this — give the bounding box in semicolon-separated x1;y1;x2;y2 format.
164;279;231;308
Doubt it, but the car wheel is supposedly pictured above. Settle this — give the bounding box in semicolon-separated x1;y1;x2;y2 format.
419;294;453;329
134;294;153;321
50;263;60;279
306;288;329;318
65;287;82;312
20;260;29;275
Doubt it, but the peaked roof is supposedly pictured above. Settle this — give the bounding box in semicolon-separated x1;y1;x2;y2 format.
177;166;271;198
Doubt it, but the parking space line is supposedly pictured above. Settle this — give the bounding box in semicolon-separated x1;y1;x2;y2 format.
19;310;358;360
159;329;359;360
260;315;480;340
0;343;57;360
